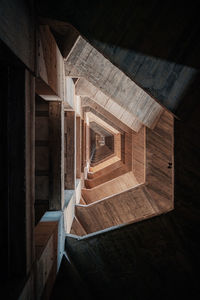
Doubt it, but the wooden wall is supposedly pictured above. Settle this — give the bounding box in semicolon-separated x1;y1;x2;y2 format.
64;111;76;189
132;126;145;184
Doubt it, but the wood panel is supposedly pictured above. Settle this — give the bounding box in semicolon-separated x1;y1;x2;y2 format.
88;160;124;179
65;37;163;129
35;221;58;299
35;96;49;224
76;116;81;178
25;70;35;274
76;184;157;234
124;133;132;171
82;172;138;204
64;77;74;109
132;126;145;183
64;111;76;189
114;133;121;158
76;80;142;132
146;111;174;211
85;164;128;189
36;25;64;101
49;102;64;210
70;216;87;236
89;156;120;172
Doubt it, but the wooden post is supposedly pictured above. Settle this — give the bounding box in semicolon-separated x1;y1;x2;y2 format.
76;116;81;178
49;102;64;210
25;70;36;274
64;111;76;189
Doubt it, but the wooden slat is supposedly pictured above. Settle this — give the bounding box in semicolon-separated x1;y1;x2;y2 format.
25;70;35;273
82;171;138;204
88;160;124;179
89;156;120;172
132;126;145;184
76;116;81;178
64;111;76;189
85;164;128;189
76;184;157;234
146;111;174;211
35;221;58;299
70;216;87;236
36;25;64;101
49;102;64;210
65;36;163;129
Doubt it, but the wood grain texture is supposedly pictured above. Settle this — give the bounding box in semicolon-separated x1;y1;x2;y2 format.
35;96;49;224
35;221;58;299
64;111;76;189
82;172;138;204
146;111;174;211
132;126;145;183
49;102;64;210
70;216;87;236
85;164;128;189
76;116;81;178
25;70;35;273
76;184;157;234
89;156;120;172
65;37;163;128
88;160;124;179
36;25;64;101
76;80;142;132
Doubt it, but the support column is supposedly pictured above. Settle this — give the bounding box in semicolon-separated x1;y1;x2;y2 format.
49;102;64;210
64;111;76;190
76;116;81;179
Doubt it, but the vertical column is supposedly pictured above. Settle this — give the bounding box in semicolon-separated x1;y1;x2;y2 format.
49;102;64;210
25;70;36;274
64;111;76;190
76;116;81;179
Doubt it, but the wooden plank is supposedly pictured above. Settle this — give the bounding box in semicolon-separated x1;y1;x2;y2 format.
0;0;35;71
76;184;157;234
49;102;64;210
65;37;163;128
89;156;120;172
35;221;58;299
132;126;145;183
88;160;124;179
35;96;49;224
65;111;76;189
36;25;64;101
25;70;35;273
70;216;87;236
82;172;138;204
85;164;128;189
64;77;74;109
146;111;174;211
76;116;81;178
